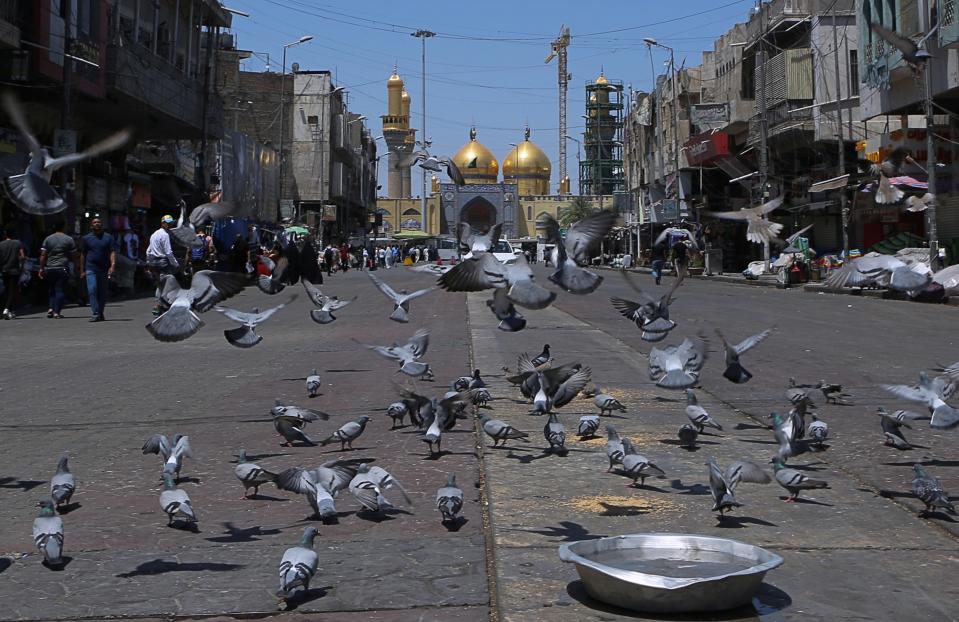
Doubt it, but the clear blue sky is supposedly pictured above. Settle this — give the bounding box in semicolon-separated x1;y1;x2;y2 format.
225;0;757;193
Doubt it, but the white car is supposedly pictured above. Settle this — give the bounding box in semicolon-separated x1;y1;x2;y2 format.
491;240;522;263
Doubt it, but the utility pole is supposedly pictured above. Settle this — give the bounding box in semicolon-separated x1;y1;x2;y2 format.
546;26;570;194
669;48;680;219
59;0;74;228
412;29;435;233
646;44;665;203
277;35;314;220
924;56;939;268
757;46;770;273
832;6;849;258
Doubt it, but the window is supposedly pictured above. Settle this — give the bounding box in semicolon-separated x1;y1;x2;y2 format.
527;205;532;220
307;115;319;125
849;50;859;96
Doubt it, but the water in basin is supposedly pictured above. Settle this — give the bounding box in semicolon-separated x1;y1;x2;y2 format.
585;547;757;579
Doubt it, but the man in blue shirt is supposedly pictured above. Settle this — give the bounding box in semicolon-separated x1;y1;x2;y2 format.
79;217;116;322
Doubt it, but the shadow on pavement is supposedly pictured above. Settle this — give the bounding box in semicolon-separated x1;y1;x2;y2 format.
0;477;45;491
205;522;283;543
517;520;604;542
116;559;245;577
565;580;791;621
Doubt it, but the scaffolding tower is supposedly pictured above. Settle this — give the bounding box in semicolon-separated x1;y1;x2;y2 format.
580;75;624;196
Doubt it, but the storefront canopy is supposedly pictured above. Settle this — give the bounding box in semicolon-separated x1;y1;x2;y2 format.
392;231;435;240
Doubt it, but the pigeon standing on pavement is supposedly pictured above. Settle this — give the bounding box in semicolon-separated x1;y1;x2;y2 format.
32;499;64;568
543;412;567;454
649;337;707;389
453;369;485;392
2;93;131;215
368;272;434;323
234;449;278;498
685;390;722;433
604;426;625;471
678;424;699;450
530;344;551;368
146;271;248;342
619;438;665;487
306;369;321;398
480;415;529;448
773;461;829;502
578;415;600;439
436;473;464;523
716;328;773;384
320;416;371;451
159;473;197;526
142;434;192;481
541;210;617;294
594;393;626;416
215;295;297;348
386;401;409;429
707;458;771;518
277;527;319;607
50;454;75;510
807;414;829;450
911;464;956;517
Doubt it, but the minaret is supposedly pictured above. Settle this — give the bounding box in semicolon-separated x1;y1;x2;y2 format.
381;68;413;198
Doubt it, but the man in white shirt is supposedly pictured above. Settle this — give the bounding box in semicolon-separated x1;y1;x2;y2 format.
146;214;181;316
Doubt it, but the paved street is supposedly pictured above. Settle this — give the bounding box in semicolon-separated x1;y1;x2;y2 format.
0;267;487;621
2;265;959;621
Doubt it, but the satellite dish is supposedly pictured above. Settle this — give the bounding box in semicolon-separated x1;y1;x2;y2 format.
291;62;300;72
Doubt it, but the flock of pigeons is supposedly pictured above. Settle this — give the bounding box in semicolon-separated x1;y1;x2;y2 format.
7;84;958;609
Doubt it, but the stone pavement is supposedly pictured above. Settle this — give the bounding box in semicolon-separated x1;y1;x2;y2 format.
0;267;488;621
468;267;959;622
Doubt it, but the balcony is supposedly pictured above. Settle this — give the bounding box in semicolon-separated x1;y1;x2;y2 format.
0;0;21;49
748;100;814;144
105;40;219;138
941;0;959;49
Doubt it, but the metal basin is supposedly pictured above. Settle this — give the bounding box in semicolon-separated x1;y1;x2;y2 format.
558;533;783;614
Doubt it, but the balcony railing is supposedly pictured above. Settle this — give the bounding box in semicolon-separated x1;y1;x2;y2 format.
748;100;813;143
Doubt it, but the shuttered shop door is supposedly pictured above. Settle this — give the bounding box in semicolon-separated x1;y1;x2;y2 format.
935;194;959;242
810;213;840;253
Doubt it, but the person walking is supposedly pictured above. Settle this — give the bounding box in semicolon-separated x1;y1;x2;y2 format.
339;243;350;273
650;242;667;286
79;217;116;322
324;244;335;276
0;225;25;319
671;239;689;281
38;221;76;319
145;215;180;316
362;246;370;271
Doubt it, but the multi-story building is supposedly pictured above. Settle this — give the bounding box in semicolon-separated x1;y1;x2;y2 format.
856;0;959;258
218;58;377;243
0;0;231;244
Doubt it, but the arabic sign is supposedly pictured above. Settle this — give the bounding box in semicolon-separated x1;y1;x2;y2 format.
690;103;729;130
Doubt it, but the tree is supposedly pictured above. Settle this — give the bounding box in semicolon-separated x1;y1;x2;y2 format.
559;196;596;227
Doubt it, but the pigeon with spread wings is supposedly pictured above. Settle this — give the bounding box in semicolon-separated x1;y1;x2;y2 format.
356;328;432;378
215;295;296;348
610;269;683;342
146;270;248;342
716;328;773;384
703;197;783;245
541;209;617;294
368;271;434;323
649;337;708;390
438;252;555;310
2;93;131;215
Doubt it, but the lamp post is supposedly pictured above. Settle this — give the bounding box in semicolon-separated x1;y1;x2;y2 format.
277;35;313;218
412;29;436;233
644;38;680;223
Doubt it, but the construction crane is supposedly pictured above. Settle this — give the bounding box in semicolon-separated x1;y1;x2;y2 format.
545;25;571;194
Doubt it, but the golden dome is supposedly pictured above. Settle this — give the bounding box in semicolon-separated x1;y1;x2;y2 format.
595;71;608;85
452;127;499;184
503;127;551;196
401;89;410;101
388;70;403;84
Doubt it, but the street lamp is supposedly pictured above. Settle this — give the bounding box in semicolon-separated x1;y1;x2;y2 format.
348;115;367;125
644;38;680;218
412;29;436;232
277;35;314;216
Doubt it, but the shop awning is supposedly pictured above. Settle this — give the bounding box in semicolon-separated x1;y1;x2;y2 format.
809;175;849;193
393;231;436;240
